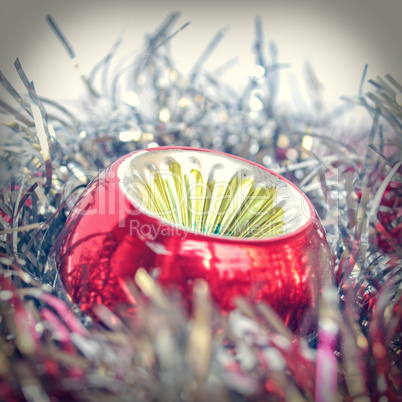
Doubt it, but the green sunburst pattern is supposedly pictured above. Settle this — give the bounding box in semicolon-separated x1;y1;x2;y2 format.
131;161;284;238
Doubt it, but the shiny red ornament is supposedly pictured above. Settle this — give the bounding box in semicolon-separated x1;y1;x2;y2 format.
53;147;332;330
376;180;401;253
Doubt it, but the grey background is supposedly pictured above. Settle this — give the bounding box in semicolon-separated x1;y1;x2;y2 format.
1;0;401;104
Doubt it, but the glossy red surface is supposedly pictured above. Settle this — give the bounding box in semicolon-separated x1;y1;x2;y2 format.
53;147;333;330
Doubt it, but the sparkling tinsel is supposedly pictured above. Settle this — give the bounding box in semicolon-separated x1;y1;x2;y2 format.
0;12;401;401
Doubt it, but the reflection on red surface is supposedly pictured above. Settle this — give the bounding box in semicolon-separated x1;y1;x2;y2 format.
53;147;332;331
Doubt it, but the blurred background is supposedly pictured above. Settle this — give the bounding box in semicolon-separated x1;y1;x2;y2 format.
0;0;401;106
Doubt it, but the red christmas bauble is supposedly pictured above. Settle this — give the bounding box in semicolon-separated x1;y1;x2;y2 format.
53;147;332;329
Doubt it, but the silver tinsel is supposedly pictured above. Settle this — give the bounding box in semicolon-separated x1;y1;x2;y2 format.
0;12;401;401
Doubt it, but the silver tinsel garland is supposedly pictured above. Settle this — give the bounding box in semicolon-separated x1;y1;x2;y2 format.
0;12;401;401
